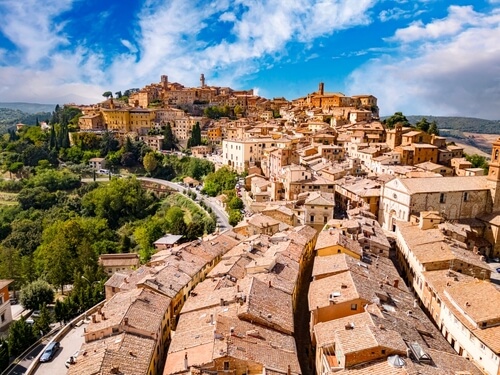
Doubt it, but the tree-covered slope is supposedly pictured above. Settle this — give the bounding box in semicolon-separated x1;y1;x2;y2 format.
405;115;500;134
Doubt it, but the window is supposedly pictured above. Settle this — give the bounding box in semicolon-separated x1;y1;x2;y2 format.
351;304;357;310
224;361;230;370
310;215;315;222
439;193;446;203
463;192;469;201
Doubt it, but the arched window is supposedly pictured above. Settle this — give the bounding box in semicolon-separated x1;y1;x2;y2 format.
495;149;499;160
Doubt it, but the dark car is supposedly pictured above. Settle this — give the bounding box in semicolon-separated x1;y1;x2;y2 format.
40;341;60;363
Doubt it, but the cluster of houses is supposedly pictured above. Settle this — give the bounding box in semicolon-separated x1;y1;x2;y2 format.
9;77;500;374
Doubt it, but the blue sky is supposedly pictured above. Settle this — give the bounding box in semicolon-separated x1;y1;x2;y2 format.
1;0;500;119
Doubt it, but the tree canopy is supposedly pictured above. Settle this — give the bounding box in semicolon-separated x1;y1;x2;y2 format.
383;112;410;129
19;279;54;310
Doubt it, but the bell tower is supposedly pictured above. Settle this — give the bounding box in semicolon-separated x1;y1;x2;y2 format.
487;137;500;211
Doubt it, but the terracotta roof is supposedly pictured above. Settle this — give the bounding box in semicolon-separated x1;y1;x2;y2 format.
396;176;489;194
68;333;155;375
86;288;170;338
237;277;294;334
99;254;139;267
315;229;363;256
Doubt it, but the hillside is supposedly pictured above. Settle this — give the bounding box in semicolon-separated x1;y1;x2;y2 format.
405;115;500;134
0;108;52;133
382;115;500;155
0;102;55;113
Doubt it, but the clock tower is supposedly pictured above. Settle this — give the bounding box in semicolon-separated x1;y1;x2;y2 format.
487;137;500;211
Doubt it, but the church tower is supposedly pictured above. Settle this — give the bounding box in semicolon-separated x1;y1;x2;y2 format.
487;137;500;211
386;123;402;150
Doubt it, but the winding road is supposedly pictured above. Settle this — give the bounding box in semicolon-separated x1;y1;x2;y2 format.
138;177;231;230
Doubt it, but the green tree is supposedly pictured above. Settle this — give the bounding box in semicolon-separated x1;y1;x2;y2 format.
166;206;187;235
465;153;489;173
185;221;205;240
33;303;52;335
428;121;440;135
54;299;68;324
143;152;159;175
8;318;36;357
234;105;244;116
102;91;113;99
134;217;165;262
384;112;410;129
19;279;54;310
228;209;243;226
2;218;43;256
100;132;120;156
228;196;244;210
82;177;156;229
202;167;238;197
0;338;9;372
416;117;430;133
18;187;56;210
162;123;176;150
49;125;57;150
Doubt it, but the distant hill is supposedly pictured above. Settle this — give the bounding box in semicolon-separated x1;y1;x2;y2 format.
0;108;52;133
403;115;500;134
0;102;55;114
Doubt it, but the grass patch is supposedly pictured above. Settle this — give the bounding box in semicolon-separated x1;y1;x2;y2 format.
164;193;210;224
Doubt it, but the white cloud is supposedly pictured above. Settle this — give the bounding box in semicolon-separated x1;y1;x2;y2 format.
0;0;74;65
219;12;236;22
106;0;380;92
388;5;483;42
0;0;379;103
120;39;138;54
347;6;500;119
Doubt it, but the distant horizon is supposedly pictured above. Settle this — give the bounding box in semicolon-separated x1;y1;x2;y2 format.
1;101;500;122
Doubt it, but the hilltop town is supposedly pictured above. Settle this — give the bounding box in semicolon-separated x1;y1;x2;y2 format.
9;74;500;375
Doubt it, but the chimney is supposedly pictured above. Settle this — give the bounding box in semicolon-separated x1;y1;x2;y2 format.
184;352;188;370
210;314;214;325
237;284;241;292
220;298;225;306
318;82;324;95
393;279;399;288
268;280;272;288
91;314;96;323
413;299;418;308
124;317;129;326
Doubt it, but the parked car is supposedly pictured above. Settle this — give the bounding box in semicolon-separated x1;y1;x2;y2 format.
496;267;500;273
65;350;80;368
31;310;41;319
40;341;60;363
9;297;17;305
25;317;35;325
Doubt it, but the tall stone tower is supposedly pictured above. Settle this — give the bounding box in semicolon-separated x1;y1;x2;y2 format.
161;75;168;90
487;137;500;211
318;82;324;95
386;123;403;150
200;74;206;88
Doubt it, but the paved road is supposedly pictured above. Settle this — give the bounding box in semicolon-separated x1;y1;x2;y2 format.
35;322;87;375
81;176;231;230
138;177;231;230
